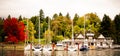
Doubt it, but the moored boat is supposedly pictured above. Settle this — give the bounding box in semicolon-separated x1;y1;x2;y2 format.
80;45;89;51
24;44;35;51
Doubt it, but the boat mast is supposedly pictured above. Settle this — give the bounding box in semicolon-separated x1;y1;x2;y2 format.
48;17;50;44
39;17;40;44
27;18;29;44
72;19;74;45
84;16;86;39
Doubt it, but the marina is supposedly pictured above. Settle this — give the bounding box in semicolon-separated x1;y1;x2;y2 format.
0;47;120;56
0;0;120;56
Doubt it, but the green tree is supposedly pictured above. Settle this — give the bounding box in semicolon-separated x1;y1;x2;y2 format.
73;25;81;34
75;13;101;38
113;14;120;44
30;16;38;25
18;15;22;21
45;16;49;23
39;9;45;23
111;21;116;44
99;14;112;37
59;12;63;16
40;16;51;39
66;13;70;19
28;20;36;42
73;13;79;25
0;17;4;42
53;13;58;19
51;16;72;39
30;16;40;38
7;14;11;19
44;29;54;44
85;13;101;38
75;16;90;36
52;35;64;44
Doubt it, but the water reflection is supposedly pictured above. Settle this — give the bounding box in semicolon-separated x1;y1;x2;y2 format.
1;49;120;56
24;49;120;56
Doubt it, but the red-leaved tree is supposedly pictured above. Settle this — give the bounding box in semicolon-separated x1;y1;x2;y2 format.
4;18;26;43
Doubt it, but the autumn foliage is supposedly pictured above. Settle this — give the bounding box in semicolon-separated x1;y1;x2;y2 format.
4;18;26;43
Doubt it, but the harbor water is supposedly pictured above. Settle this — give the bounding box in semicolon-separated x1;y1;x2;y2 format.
0;49;120;56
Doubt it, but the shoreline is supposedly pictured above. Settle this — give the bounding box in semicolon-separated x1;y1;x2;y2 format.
0;44;120;51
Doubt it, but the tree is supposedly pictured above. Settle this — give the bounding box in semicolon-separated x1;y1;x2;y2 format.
59;12;63;16
113;14;120;44
73;13;79;25
7;14;11;19
99;14;112;37
18;15;22;21
4;18;26;43
51;16;72;39
28;20;36;42
73;25;81;34
40;21;48;38
30;16;39;38
44;29;54;44
22;18;36;42
76;16;90;34
39;9;45;23
75;13;101;38
66;13;70;19
52;35;64;44
53;13;58;19
45;16;49;23
85;13;101;38
0;17;5;42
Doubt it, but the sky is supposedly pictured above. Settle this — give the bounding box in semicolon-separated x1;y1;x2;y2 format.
0;0;120;20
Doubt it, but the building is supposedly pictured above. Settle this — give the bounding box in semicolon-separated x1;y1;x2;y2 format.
62;33;114;49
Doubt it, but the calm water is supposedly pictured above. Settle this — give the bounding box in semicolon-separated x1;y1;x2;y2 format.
0;49;120;56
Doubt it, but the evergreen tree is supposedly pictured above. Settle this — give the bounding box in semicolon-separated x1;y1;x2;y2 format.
99;14;112;37
30;16;39;38
53;13;58;19
113;14;120;44
73;13;79;25
66;13;70;19
0;17;5;42
59;12;63;16
30;16;38;25
45;16;49;23
18;15;22;21
7;14;11;19
39;9;45;23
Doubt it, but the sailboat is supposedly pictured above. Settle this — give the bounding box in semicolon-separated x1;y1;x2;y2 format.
34;17;42;51
68;19;77;51
79;16;89;51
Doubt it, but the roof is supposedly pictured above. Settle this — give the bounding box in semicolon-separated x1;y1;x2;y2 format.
98;34;105;39
77;34;84;38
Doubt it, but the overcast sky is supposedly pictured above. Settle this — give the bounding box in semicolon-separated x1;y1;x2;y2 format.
0;0;120;20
